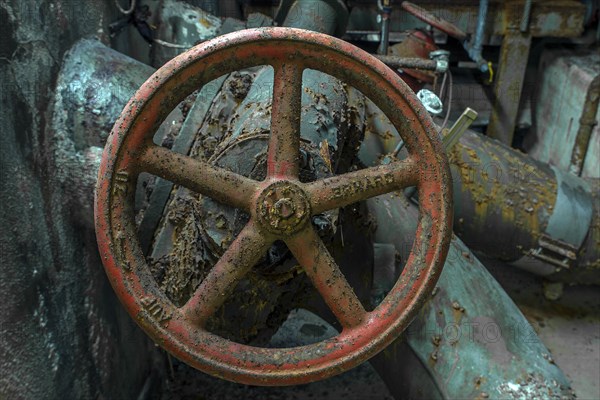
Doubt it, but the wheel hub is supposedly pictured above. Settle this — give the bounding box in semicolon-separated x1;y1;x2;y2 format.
256;181;311;235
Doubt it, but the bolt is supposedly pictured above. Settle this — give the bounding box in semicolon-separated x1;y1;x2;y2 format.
274;198;295;219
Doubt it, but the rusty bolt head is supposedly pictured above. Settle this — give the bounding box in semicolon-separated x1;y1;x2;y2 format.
274;198;296;219
256;181;310;235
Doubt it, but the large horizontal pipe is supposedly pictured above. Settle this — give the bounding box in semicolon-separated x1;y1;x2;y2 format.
51;38;179;227
366;193;574;399
359;100;599;284
449;130;598;283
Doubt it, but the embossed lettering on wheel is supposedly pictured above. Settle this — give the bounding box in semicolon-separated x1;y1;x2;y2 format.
95;27;453;386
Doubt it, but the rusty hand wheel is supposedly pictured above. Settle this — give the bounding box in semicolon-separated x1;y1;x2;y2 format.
95;27;452;386
401;1;468;42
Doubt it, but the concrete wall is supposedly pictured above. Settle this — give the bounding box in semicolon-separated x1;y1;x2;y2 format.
0;1;164;398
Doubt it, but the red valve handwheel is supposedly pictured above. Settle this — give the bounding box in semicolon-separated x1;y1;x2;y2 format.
95;27;453;386
402;1;468;42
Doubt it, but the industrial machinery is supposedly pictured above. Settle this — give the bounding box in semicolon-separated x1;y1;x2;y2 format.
1;0;598;399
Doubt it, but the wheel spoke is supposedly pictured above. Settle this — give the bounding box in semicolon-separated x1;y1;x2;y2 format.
139;145;258;212
305;158;419;214
286;227;366;328
267;62;303;179
180;221;271;327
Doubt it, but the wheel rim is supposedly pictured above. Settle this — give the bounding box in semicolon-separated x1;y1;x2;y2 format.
95;27;453;386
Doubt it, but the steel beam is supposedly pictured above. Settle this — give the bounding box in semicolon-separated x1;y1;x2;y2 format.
486;31;532;145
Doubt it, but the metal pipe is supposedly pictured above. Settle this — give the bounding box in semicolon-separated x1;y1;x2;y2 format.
51;38;158;227
520;0;533;32
373;55;439;71
377;14;390;55
448;130;596;281
570;78;600;175
377;0;392;55
472;0;488;60
359;100;598;283
366;193;574;399
466;0;489;73
282;0;341;36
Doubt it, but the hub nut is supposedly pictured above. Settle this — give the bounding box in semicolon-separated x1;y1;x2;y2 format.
256;181;310;235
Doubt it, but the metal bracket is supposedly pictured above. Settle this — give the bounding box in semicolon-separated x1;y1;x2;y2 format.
528;233;577;270
429;49;450;74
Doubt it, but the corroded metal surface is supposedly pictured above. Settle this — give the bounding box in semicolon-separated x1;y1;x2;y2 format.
448;131;597;279
486;31;532;145
358;94;599;282
277;0;349;37
448;130;558;261
528;47;600;178
388;30;437;91
95;27;452;385
137;74;228;252
145;63;350;343
400;1;468;41
366;193;575;399
255;181;311;235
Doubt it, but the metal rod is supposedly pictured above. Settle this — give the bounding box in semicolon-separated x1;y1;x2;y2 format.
373;55;439;71
473;0;488;57
520;0;533;32
377;15;390;55
465;0;489;73
377;0;392;55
